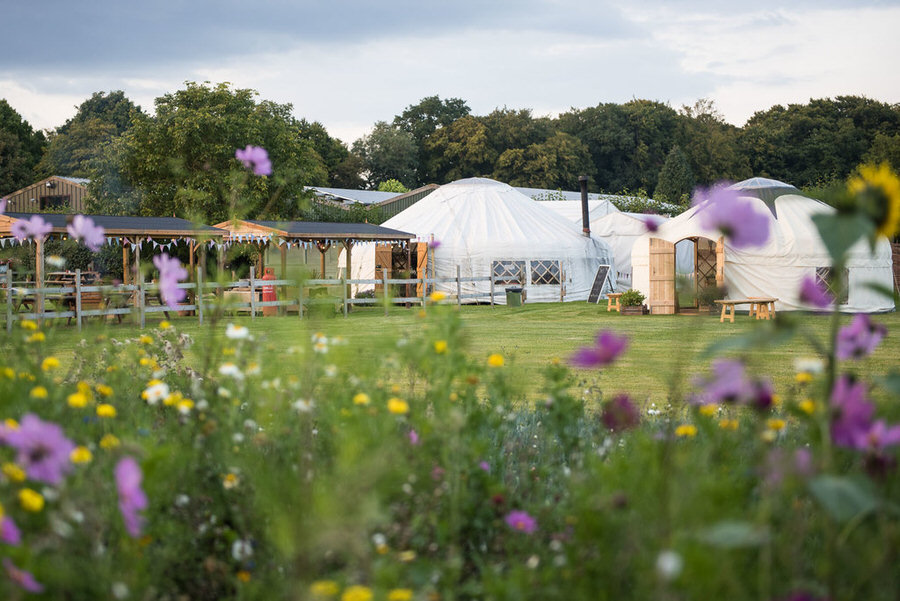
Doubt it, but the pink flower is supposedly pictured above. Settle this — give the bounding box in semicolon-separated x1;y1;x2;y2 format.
830;376;875;448
836;314;886;360
1;516;21;545
4;413;76;485
115;456;148;538
693;184;770;248
235;145;272;176
3;558;43;593
601;394;640;432
428;240;441;250
798;275;833;309
153;253;188;309
408;430;420;445
67;214;105;252
11;215;52;242
478;461;491;472
851;420;900;454
570;331;628;368
505;510;537;534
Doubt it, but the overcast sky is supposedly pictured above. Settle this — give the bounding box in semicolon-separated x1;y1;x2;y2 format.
2;0;899;145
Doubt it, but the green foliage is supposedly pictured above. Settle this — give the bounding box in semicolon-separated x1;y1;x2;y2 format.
654;145;694;205
493;132;595;189
424;116;497;182
0;99;46;196
376;179;409;193
352;121;419;189
618;288;645;306
393;95;470;185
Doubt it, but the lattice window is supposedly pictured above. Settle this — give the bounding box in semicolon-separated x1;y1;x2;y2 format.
530;260;561;285
816;267;850;305
492;261;525;286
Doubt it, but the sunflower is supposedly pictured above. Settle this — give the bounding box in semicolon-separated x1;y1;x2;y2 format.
849;163;900;239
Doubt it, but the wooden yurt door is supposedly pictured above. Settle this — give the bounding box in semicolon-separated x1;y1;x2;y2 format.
648;238;676;314
416;243;428;297
374;244;393;294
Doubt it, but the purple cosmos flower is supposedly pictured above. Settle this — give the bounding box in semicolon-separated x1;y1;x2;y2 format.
850;420;900;454
505;510;537;534
11;215;52;242
1;516;21;545
749;378;776;412
115;456;149;538
408;429;420;445
693;184;770;248
601;394;640;432
642;214;662;233
692;359;753;405
478;461;491;472
836;314;886;360
153;253;188;309
3;413;76;485
799;275;833;309
3;558;43;593
66;214;105;252
570;331;628;368
830;376;875;448
235;145;272;176
429;240;441;250
773;593;830;601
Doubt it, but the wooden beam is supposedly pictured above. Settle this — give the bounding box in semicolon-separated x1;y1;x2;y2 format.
316;242;331;278
343;240;353;301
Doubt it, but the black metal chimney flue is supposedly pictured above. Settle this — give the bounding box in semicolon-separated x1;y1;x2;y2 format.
579;175;590;237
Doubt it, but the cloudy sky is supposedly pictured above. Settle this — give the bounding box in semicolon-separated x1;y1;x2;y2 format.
2;0;899;144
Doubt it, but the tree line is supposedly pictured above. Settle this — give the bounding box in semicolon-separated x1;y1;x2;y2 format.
2;83;899;223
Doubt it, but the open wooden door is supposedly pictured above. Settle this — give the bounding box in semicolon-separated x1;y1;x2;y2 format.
416;243;428;297
374;244;393;294
648;237;676;314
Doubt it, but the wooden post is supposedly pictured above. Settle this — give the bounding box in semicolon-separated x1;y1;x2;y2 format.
421;274;427;312
133;240;141;313
280;242;288;315
341;277;348;318
6;269;13;333
217;242;225;280
139;278;146;329
249;266;257;319
298;279;304;320
316;242;331;279
123;244;131;285
35;236;44;320
716;236;725;290
75;269;83;331
343;240;353;302
196;267;204;325
383;273;389;317
456;265;461;308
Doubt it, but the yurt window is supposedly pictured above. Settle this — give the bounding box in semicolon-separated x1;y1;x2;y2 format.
816;267;850;305
530;260;561;285
492;261;526;285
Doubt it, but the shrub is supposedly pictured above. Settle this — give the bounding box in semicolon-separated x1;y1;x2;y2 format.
618;288;645;306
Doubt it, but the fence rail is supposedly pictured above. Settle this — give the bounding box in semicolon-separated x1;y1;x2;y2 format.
3;266;524;330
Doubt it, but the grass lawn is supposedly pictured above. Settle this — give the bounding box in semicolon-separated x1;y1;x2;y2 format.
14;302;899;406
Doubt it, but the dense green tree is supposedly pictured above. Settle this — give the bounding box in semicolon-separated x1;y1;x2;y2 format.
0;100;46;196
89;82;325;222
424;116;496;183
493;132;594;189
480;108;553;159
654;145;694;204
352;121;418;189
677;99;749;185
393;95;470;184
864;132;900;169
296;119;363;187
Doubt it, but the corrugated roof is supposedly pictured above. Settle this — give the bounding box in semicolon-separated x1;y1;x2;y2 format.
308;187;402;205
56;176;91;186
4;213;224;236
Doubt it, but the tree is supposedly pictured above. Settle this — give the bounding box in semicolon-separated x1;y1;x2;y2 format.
493;132;594;189
377;179;409;193
39;91;144;178
424;116;496;183
393;95;470;184
480;108;553;159
654;145;694;204
677;99;749;185
296;119;362;187
90;82;326;222
352;122;418;189
864;132;900;169
0;100;46;196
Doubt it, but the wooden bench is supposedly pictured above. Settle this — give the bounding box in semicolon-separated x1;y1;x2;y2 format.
606;293;623;312
714;297;778;323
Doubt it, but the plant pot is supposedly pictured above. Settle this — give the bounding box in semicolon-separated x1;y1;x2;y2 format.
621;304;648;315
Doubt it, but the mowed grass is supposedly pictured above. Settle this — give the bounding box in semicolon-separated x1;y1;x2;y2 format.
16;301;899;406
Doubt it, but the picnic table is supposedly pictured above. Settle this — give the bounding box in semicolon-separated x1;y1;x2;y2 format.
606;293;623;312
714;297;778;323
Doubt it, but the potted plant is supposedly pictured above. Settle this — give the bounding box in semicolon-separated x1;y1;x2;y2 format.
618;289;647;315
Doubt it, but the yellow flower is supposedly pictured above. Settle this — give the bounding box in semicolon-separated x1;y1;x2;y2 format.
388;590;414;601
4;418;18;430
100;434;120;449
2;463;26;482
430;291;447;302
26;332;45;343
849;163;900;238
398;550;417;562
30;386;48;399
96;404;117;418
387;397;409;415
341;585;373;601
139;334;153;345
67;392;89;408
771;394;782;408
159;320;172;330
177;399;195;414
2;367;14;379
19;372;35;382
237;570;251;583
798;399;816;415
766;418;786;432
106;365;118;373
222;346;236;356
20;319;38;330
353;393;371;406
223;473;240;489
164;391;183;406
449;392;458;402
675;424;697;438
19;488;44;512
433;340;448;354
310;580;341;597
699;404;718;417
70;446;93;464
761;429;777;443
96;384;113;397
487;353;504;368
41;357;60;371
718;419;739;431
795;372;813;385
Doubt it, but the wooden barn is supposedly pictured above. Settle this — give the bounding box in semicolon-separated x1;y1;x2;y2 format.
2;176;90;213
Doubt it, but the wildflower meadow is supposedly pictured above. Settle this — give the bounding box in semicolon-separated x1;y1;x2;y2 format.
0;153;898;600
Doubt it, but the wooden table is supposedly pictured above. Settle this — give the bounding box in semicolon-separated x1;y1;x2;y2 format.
606;293;623;312
714;298;778;323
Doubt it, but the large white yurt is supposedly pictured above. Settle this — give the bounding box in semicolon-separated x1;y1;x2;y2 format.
346;178;616;303
630;178;895;313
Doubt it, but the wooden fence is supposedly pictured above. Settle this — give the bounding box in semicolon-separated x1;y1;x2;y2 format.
3;266;517;331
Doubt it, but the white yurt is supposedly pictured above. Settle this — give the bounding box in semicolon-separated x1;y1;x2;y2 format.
630;178;895;313
346;178;616;303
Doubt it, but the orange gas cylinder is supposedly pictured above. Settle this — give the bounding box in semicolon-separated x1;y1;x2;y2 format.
261;267;277;316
